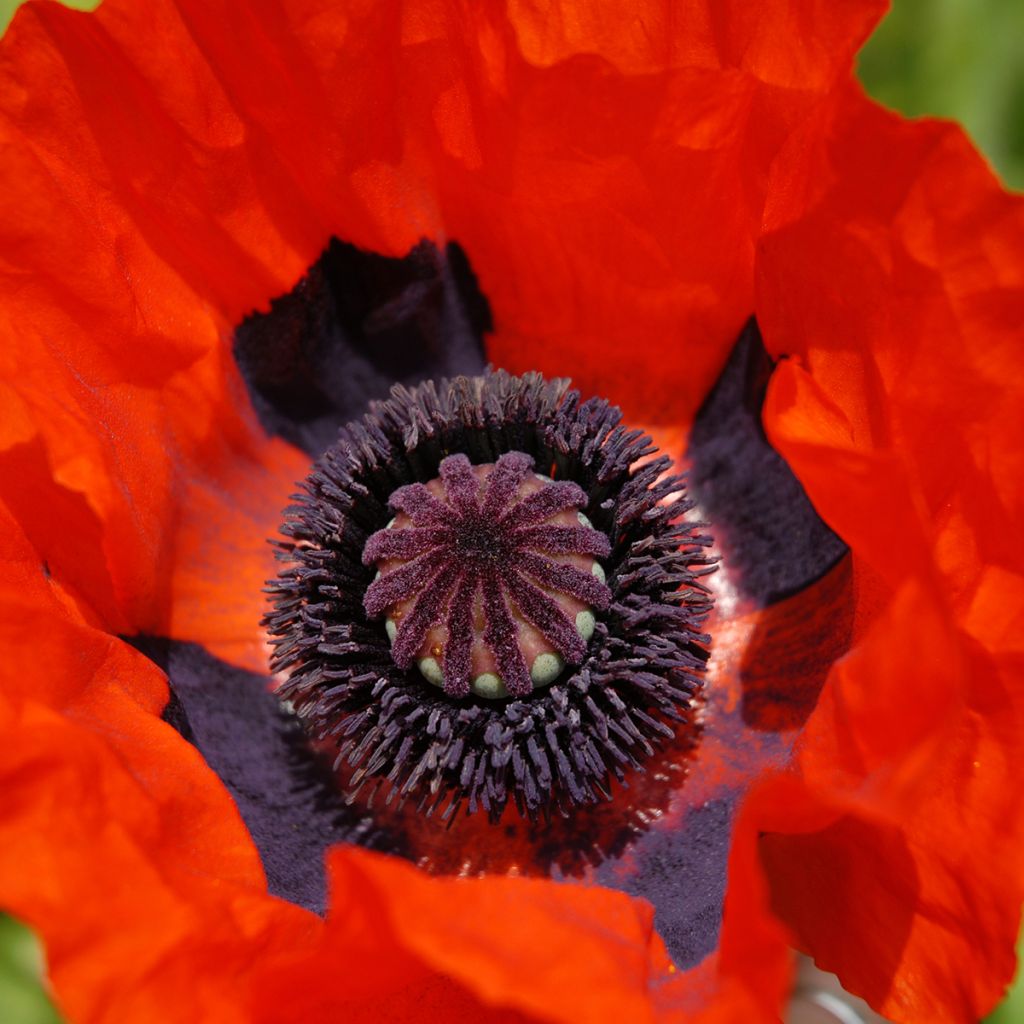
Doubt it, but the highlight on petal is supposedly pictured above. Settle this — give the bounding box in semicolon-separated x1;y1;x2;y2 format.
506;0;887;93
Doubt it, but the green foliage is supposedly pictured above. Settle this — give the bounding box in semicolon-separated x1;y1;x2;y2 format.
858;0;1024;188
0;0;98;33
986;933;1024;1024
0;916;61;1024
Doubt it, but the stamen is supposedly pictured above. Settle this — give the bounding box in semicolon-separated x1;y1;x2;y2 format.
362;452;611;699
265;370;714;821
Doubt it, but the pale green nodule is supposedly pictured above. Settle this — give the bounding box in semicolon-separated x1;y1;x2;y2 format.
471;672;507;699
417;656;444;687
576;609;596;642
530;652;564;686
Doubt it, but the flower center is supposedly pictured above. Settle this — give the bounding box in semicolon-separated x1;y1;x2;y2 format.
362;451;612;699
265;370;713;820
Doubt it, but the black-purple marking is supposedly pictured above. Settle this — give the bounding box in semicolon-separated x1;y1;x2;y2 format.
687;320;847;604
129;636;395;914
593;797;736;969
233;238;490;457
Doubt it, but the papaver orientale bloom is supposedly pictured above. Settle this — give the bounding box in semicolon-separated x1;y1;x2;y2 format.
0;1;1022;1023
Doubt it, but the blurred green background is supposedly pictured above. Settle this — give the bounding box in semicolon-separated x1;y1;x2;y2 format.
859;0;1024;189
0;0;1021;1021
0;918;59;1024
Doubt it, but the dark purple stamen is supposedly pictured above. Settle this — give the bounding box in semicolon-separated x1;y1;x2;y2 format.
265;370;714;821
362;452;611;699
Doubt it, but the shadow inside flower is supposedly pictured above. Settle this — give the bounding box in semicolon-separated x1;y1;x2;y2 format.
740;556;855;732
314;548;860;974
763;814;918;1012
131;540;860;969
332;691;704;881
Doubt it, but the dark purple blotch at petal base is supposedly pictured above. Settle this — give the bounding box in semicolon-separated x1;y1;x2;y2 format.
687;320;847;605
595;797;734;968
128;636;398;914
131;634;732;967
233;238;490;456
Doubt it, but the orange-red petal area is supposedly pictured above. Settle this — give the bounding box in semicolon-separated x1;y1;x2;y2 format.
0;0;333;670
711;583;1024;1023
251;848;680;1024
444;0;883;424
1;509;747;1023
742;82;1024;1021
0;0;889;684
0;551;803;1024
0;507;312;1022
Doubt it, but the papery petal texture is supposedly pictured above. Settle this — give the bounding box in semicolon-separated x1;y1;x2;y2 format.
0;0;886;666
738;84;1024;1023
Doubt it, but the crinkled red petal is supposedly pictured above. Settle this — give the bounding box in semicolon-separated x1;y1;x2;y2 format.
0;0;886;676
747;83;1024;1021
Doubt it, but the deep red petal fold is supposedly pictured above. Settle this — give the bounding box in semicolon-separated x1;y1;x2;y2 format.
745;84;1024;1022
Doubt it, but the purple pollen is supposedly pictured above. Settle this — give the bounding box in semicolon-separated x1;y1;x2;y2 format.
362;452;612;700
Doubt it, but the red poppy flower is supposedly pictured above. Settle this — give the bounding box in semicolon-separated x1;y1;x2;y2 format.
1;1;1022;1022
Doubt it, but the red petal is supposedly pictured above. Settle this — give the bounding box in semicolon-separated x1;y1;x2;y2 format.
251;846;677;1024
471;0;884;419
0;510;320;1022
754;85;1024;1021
3;2;1016;1021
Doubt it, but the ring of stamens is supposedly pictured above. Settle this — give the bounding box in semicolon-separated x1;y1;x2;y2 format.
265;371;714;821
362;452;612;699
